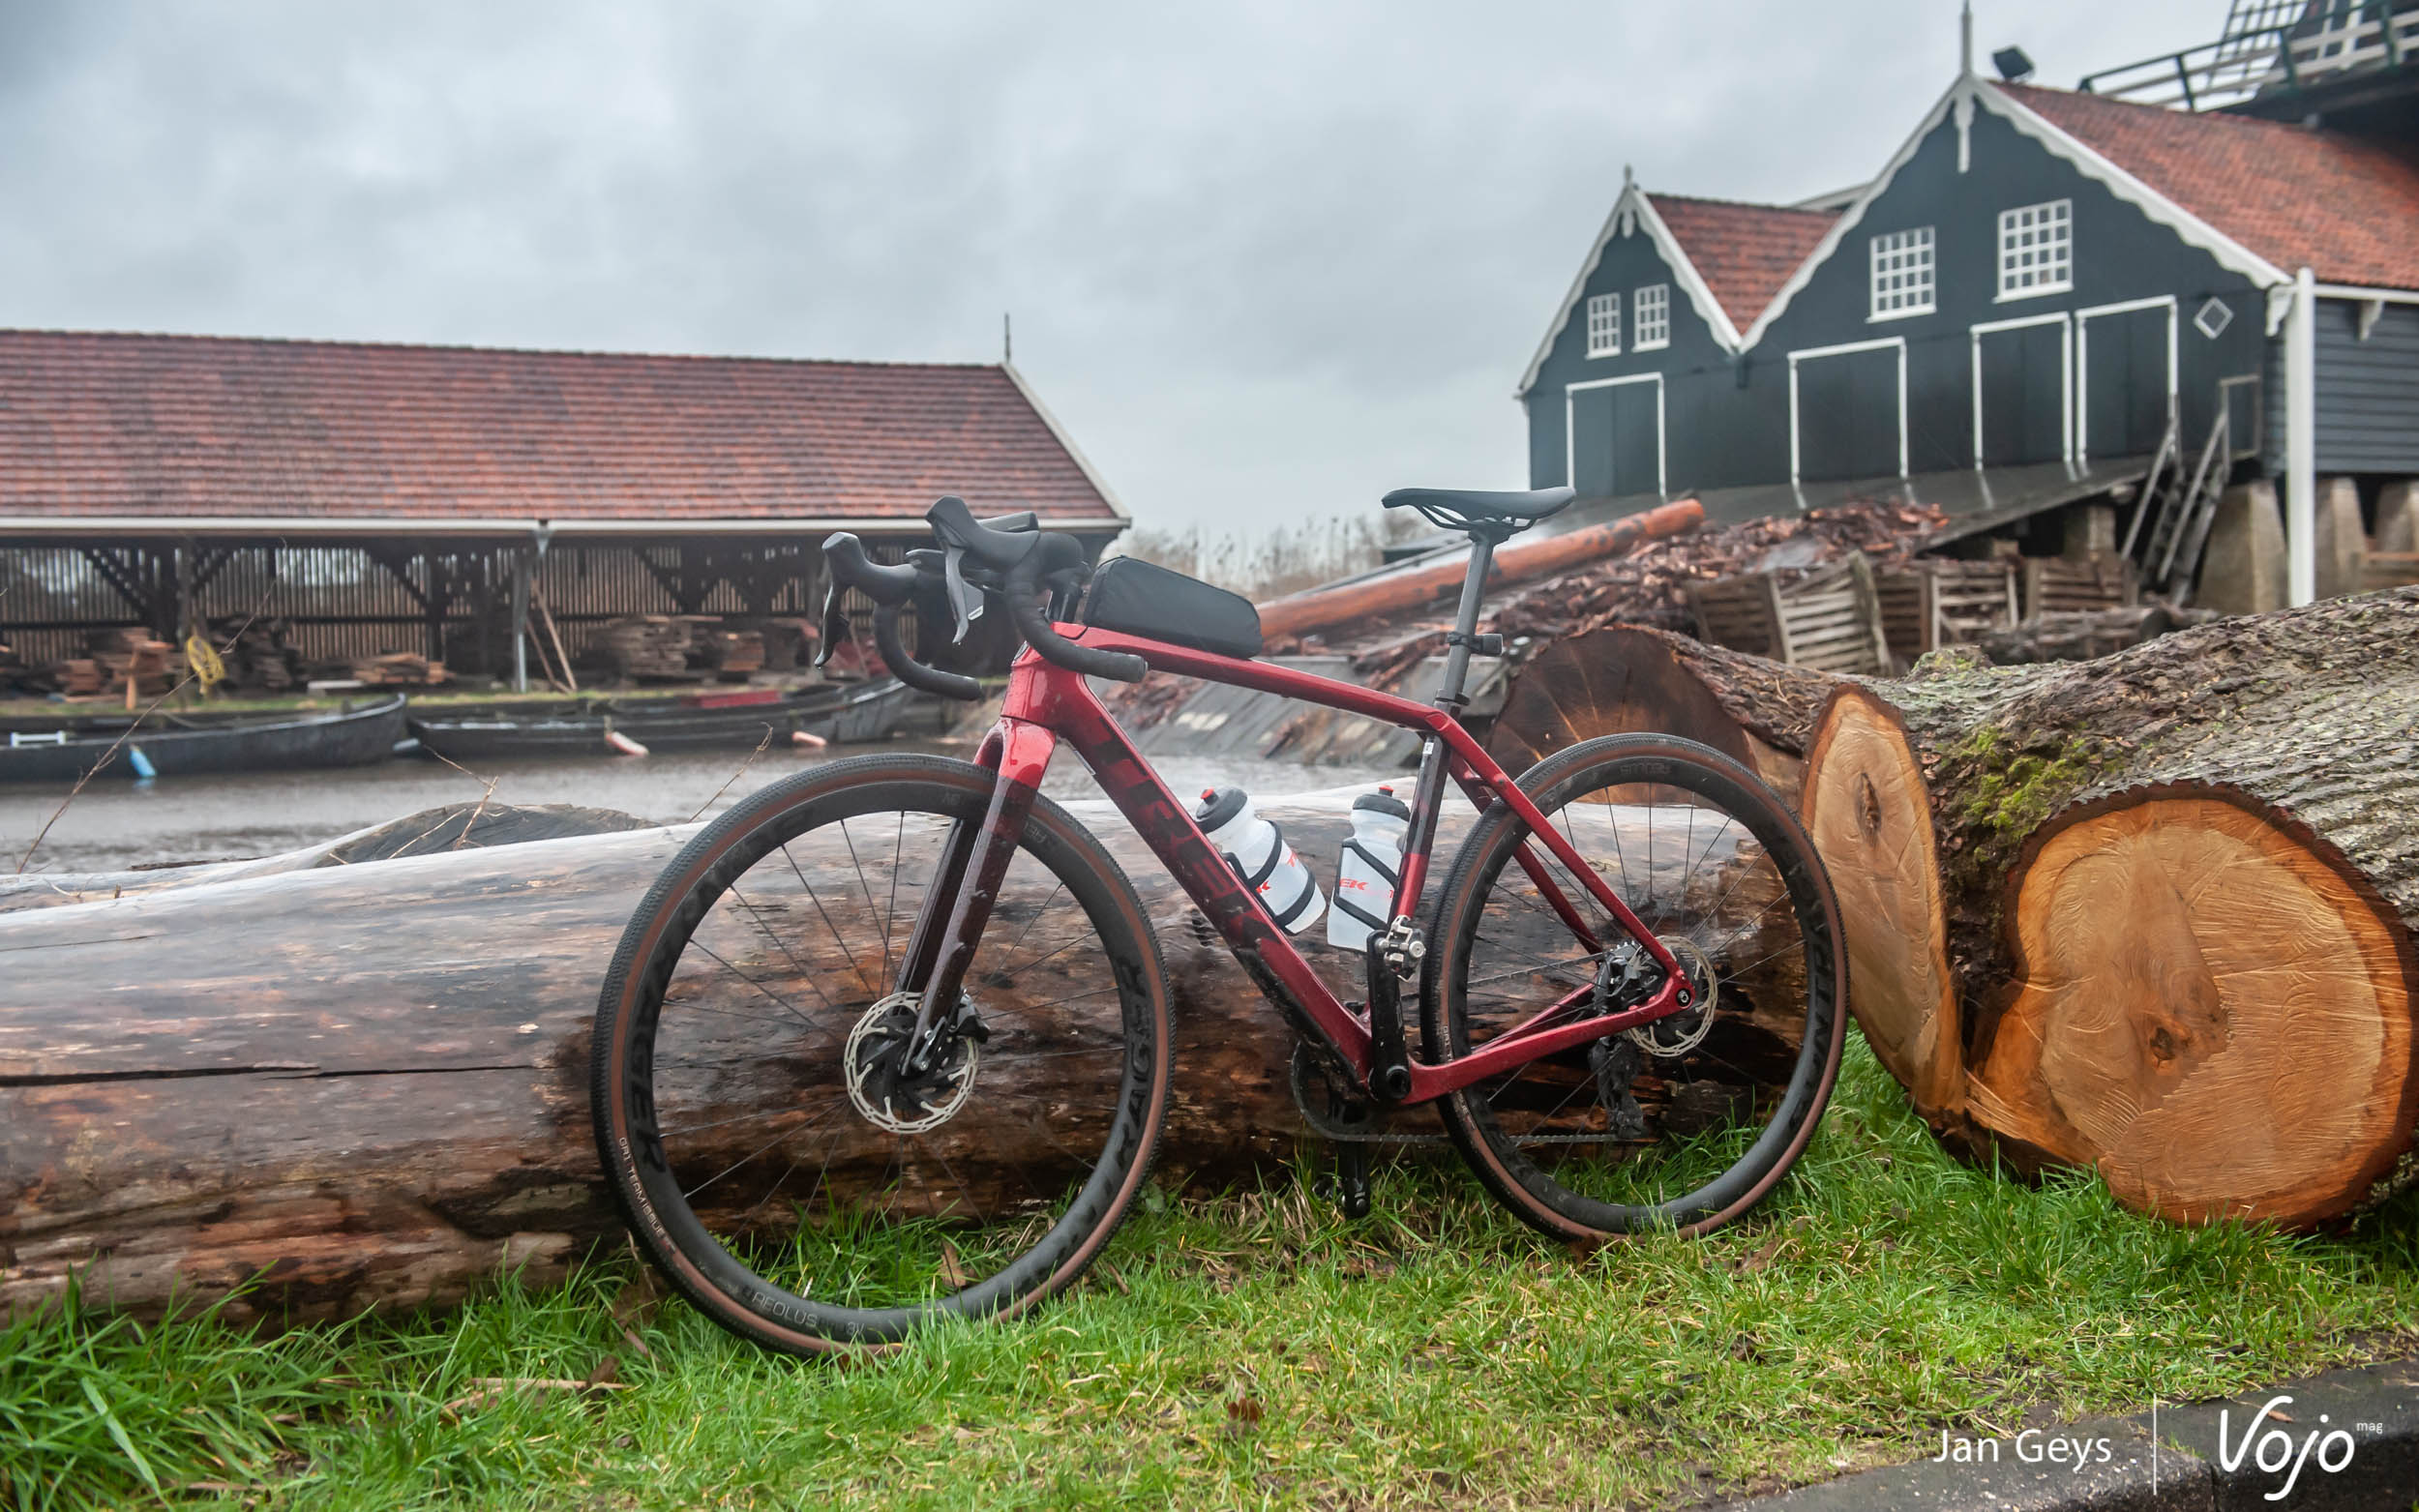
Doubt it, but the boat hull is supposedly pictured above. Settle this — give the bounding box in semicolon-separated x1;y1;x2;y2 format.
0;696;409;785
406;682;935;764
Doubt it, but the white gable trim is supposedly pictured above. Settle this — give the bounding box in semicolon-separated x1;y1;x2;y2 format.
1978;83;2287;288
1736;75;2289;353
1514;178;1748;398
1737;78;1965;352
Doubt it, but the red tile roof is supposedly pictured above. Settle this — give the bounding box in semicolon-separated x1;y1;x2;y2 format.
0;330;1122;527
1647;193;1840;330
1998;82;2419;291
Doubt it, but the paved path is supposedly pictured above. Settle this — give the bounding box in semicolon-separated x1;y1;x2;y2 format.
1733;1356;2419;1510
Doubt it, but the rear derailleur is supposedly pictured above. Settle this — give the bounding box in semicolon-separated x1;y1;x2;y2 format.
1589;938;1720;1139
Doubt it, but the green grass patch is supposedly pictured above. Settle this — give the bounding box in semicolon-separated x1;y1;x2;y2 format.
11;1037;2419;1510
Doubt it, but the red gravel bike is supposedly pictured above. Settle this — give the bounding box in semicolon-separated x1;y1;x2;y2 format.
592;489;1845;1356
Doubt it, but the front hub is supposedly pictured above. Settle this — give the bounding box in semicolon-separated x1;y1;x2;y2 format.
844;992;981;1134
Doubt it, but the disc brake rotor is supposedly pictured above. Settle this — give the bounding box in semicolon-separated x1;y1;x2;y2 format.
844;992;980;1134
1626;937;1718;1058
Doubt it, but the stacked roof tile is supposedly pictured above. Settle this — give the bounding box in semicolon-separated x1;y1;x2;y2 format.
0;330;1122;525
1646;193;1839;331
2000;81;2419;290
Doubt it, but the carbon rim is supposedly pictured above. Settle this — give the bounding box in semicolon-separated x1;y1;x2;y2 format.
1427;736;1843;1238
592;756;1169;1352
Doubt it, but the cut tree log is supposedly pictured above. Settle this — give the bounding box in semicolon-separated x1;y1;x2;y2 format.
1255;499;1705;641
0;787;1807;1322
1797;687;1960;1118
1487;624;1845;800
1799;587;2419;1228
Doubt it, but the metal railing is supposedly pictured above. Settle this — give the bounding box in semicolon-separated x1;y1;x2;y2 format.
2078;1;2418;111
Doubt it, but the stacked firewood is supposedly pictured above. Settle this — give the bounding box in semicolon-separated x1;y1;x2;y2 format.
755;618;818;672
697;628;764;678
53;660;103;697
1487;502;1946;644
1315;501;1949;692
219;618;305;694
89;629;176;698
352;652;451;688
597;617;691;680
1489;592;2419;1232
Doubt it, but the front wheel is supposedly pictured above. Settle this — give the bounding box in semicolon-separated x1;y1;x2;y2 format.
590;754;1172;1355
1423;734;1845;1240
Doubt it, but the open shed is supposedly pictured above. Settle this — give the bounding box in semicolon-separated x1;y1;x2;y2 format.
0;330;1126;687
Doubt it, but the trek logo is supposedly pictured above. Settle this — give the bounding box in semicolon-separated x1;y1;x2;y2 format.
2217;1396;2356;1502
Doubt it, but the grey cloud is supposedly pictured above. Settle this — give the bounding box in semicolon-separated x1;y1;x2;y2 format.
0;0;2215;527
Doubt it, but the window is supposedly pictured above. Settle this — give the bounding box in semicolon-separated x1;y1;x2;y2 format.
2194;295;2233;340
1585;293;1621;357
1869;227;1936;318
1998;199;2073;298
1632;283;1670;349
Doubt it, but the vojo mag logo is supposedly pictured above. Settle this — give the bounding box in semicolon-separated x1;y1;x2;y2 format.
2210;1395;2361;1502
1930;1392;2375;1502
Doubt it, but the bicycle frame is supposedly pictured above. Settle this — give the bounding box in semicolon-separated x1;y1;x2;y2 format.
893;619;1691;1107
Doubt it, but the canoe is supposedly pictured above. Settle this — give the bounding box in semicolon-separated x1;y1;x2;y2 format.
815;677;955;745
0;696;409;785
407;679;939;764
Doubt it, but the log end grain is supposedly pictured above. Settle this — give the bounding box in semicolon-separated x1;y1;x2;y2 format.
1800;686;1962;1118
1973;789;2419;1228
1488;625;1833;799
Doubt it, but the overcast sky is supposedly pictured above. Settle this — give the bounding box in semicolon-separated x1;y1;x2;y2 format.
0;1;2219;532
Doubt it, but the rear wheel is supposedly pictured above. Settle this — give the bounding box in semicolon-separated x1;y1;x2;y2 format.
591;754;1171;1355
1424;734;1845;1239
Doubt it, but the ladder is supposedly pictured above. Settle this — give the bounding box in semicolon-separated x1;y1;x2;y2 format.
2120;400;2234;601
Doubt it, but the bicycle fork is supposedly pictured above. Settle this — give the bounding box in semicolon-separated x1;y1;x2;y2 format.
895;719;1055;1075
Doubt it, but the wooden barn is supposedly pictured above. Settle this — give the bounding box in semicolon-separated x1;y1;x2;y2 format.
0;331;1125;689
1521;2;2419;607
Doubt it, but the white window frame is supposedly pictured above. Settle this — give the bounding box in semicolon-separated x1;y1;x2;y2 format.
1996;199;2074;302
1868;227;1936;322
1968;311;2074;467
1584;292;1621;357
2074;295;2177;463
1785;337;1908;486
1562;372;1666;499
1632;283;1670;351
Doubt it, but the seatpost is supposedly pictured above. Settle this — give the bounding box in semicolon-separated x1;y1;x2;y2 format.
1434;529;1501;712
1359;524;1505;1102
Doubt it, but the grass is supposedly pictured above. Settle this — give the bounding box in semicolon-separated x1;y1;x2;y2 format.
11;1036;2419;1511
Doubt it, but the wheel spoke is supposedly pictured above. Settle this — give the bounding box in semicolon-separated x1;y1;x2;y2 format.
610;776;1169;1349
839;817;895;989
1440;754;1838;1240
783;841;878;996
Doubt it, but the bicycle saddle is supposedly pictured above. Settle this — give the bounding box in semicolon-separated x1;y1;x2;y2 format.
1381;486;1576;530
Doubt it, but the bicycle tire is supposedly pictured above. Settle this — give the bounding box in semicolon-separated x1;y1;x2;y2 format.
1422;733;1845;1239
591;753;1172;1355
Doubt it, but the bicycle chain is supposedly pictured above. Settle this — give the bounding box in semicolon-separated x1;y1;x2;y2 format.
1285;1042;1633;1147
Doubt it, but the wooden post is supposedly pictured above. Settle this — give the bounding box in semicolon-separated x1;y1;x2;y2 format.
509;547;531;694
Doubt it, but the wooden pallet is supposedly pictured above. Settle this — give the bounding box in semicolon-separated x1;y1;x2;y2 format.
1876;559;2020;665
2020;554;2136;619
1688;553;1891;675
2362;551;2419;592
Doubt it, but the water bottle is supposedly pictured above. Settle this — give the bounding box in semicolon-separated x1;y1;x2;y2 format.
1328;786;1411;952
1192;786;1325;934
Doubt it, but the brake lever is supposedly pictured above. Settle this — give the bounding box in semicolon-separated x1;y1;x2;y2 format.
941;545;983;644
813;578;850;668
